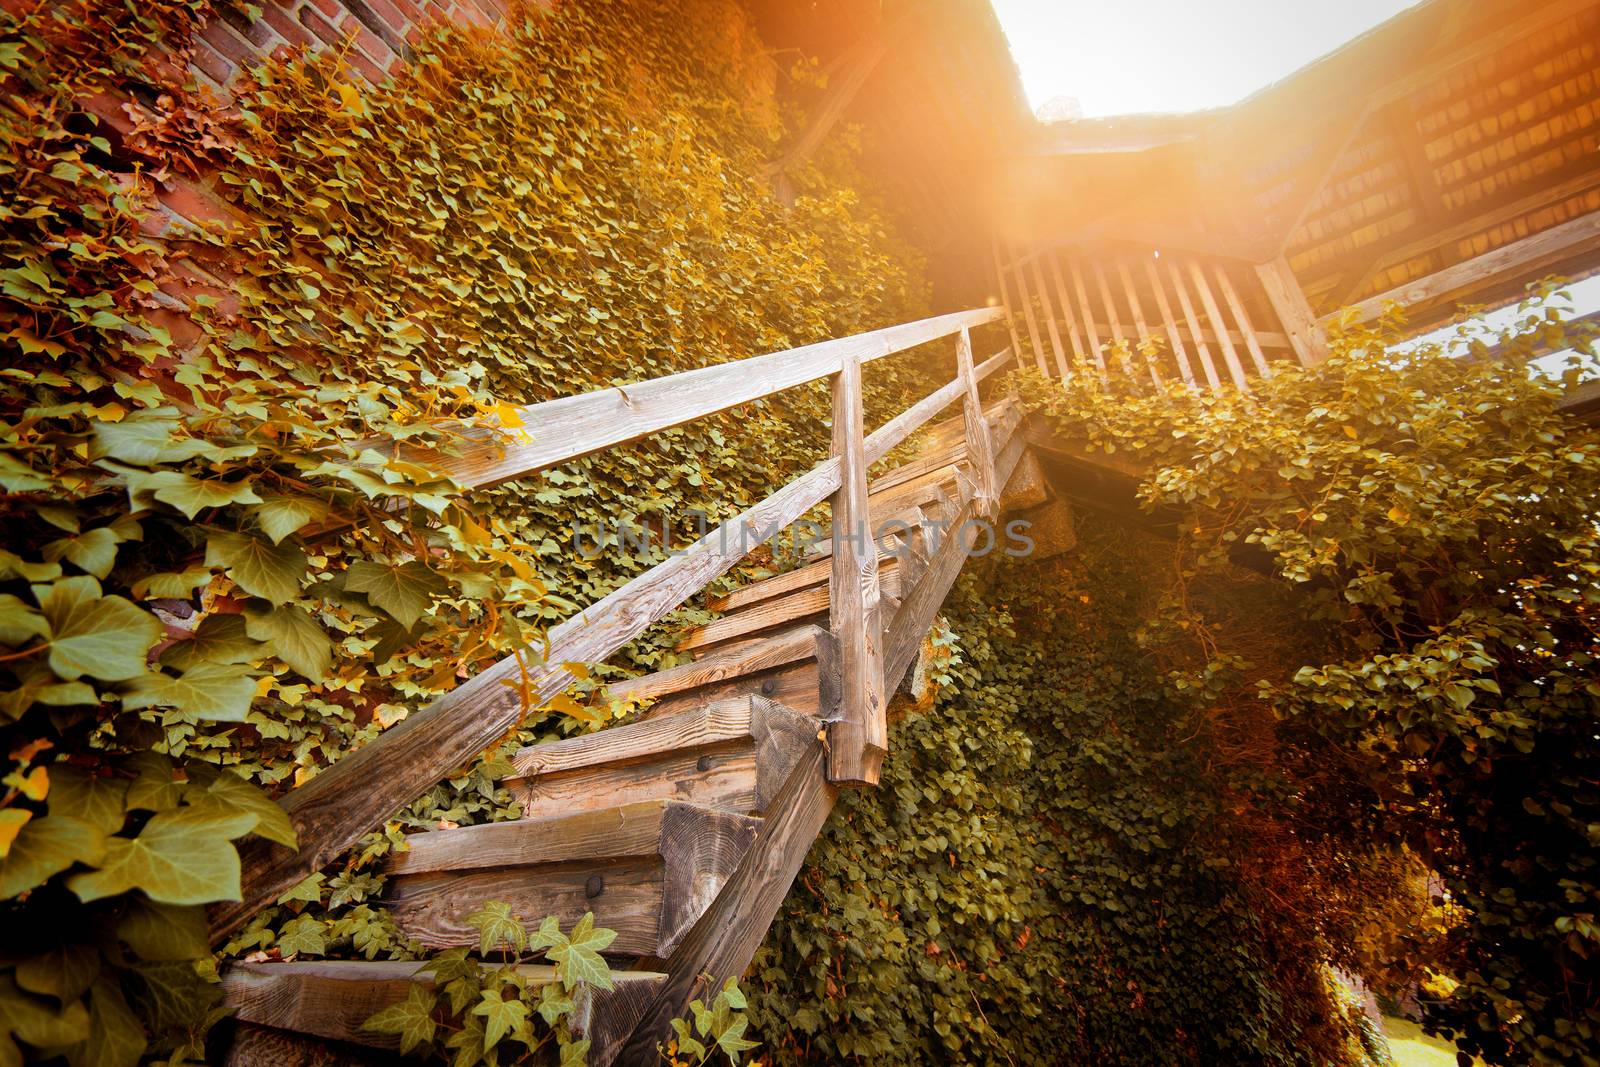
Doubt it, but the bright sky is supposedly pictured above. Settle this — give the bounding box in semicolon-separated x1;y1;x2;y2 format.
991;0;1424;118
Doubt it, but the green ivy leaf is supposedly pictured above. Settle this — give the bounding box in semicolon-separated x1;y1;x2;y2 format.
276;914;328;957
361;983;437;1054
15;943;99;1003
465;900;525;955
470;987;527;1052
92;411;215;465
205;531;305;605
48;767;128;835
187;766;297;849
159;614;265;672
0;816;106;899
345;560;447;629
243;602;332;681
150;472;264;521
0;594;49;647
543;912;615;991
121;662;257;722
132;567;213;600
115;898;209;961
250;495;333;544
560;1038;592;1067
65;979;144;1067
41;527;120;579
0;974;90;1054
67;805;255;906
33;576;161;682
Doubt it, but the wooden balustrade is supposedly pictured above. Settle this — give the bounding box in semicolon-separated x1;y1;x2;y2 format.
991;242;1332;390
212;308;1008;940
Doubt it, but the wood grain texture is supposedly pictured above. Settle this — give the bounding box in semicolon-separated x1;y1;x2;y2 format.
998;449;1049;514
503;696;818;819
1069;256;1107;372
225;1024;386;1067
1048;251;1088;370
608;626;823;704
384;801;759;958
678;560;900;655
1186;257;1251;390
1211;262;1273;377
826;355;886;786
957;327;998;516
618;748;834;1062
1145;257;1196;384
1165;256;1223;390
398;308;1001;490
1029;257;1070;378
1254;256;1329;366
1009;242;1050;372
222;960;663;1066
990;238;1026;361
1330;208;1600;327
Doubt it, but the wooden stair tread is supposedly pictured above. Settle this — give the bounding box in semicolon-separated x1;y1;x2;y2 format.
678;556;902;654
222;959;663;1066
504;695;819;818
385;800;761;958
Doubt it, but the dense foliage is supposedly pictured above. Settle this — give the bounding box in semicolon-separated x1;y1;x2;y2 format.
0;0;928;1061
1012;298;1600;1065
748;538;1399;1065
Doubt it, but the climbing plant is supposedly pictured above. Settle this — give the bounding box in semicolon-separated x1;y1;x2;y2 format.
1015;290;1600;1066
0;0;932;1061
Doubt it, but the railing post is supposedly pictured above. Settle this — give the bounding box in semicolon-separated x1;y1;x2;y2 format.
827;354;887;786
956;327;998;518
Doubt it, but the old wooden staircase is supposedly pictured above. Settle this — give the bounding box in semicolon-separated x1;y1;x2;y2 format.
214;308;1078;1064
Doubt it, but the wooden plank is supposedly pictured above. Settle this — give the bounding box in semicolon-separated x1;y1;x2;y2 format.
1048;251;1088;370
604;626;823;704
991;239;1026;361
1186;258;1251;389
226;1023;386;1067
1165;256;1223;389
395;308;1001;490
1029;258;1071;378
223;960;664;1066
1144;257;1196;384
1327;208;1600;327
509;698;816;821
618;749;834;1061
385;801;760;958
1212;262;1274;377
957;328;998;516
826;355;887;786
213;342;1014;942
1011;244;1050;373
1254;256;1329;366
1068;256;1107;372
677;559;901;655
1092;259;1126;345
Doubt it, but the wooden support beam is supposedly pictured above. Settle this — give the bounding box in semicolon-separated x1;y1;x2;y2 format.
1255;256;1329;366
826;355;887;786
1326;208;1600;328
385;800;760;958
957;327;998;516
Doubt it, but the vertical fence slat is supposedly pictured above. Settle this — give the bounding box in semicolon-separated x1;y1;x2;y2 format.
1166;256;1223;390
1212;262;1273;378
1069;257;1106;374
1011;243;1050;373
1116;258;1162;387
827;355;886;786
1029;257;1071;379
1145;256;1196;385
990;239;1025;364
1048;251;1086;371
1186;257;1250;390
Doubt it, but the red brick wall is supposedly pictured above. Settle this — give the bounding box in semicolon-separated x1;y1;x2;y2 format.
191;0;505;88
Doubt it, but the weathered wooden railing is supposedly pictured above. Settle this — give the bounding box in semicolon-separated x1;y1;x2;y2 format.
211;307;1009;939
992;240;1331;390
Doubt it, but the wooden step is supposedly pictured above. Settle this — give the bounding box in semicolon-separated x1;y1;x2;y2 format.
613;624;835;721
222;959;664;1066
711;506;929;613
384;800;759;959
678;556;903;655
504;695;818;819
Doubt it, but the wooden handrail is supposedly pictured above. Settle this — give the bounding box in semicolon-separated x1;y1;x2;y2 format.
212;313;1012;940
405;308;1003;490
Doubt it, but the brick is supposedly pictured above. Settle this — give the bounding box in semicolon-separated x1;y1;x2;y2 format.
189;38;234;88
353;0;410;36
346;50;386;84
201;20;261;67
336;14;396;66
298;6;346;48
157;178;240;229
221;7;276;47
260;5;316;49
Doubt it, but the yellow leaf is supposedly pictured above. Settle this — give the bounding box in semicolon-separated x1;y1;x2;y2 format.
1387;506;1409;524
16;767;47;802
335;82;365;116
1343;426;1359;439
0;809;30;858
